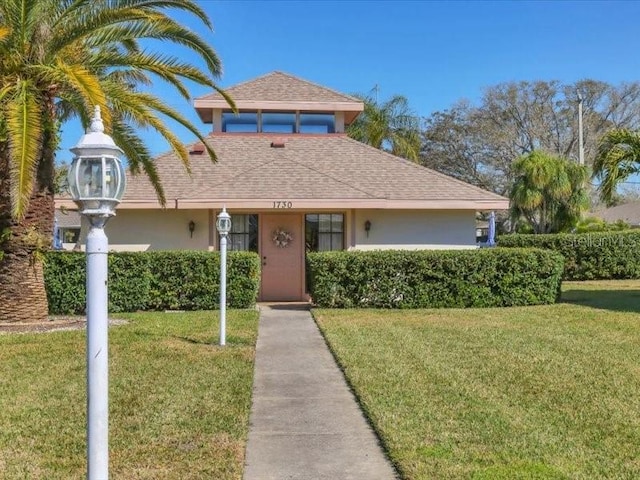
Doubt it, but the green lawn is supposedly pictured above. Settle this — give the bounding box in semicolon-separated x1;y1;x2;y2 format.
0;310;259;480
314;280;640;480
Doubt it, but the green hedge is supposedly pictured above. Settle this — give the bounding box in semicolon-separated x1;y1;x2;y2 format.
45;250;260;315
306;248;564;308
498;231;640;280
45;251;150;314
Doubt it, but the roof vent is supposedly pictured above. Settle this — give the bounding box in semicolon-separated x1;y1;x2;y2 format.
270;140;285;148
189;143;205;154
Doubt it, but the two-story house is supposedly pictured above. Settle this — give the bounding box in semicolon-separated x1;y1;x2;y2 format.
57;71;508;302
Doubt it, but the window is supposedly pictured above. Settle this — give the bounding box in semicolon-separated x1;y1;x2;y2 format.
222;112;258;133
299;113;335;134
229;214;259;252
61;228;80;243
305;214;344;251
262;112;296;133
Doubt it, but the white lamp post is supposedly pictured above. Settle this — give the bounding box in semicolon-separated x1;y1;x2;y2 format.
216;207;231;346
67;106;126;480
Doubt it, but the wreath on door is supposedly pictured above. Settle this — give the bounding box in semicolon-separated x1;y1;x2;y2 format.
272;227;293;248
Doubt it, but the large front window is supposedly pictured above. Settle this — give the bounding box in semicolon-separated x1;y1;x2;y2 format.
305;214;344;251
229;214;258;252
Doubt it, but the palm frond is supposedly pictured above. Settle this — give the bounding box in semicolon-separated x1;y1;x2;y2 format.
32;61;110;127
51;7;221;77
117;0;213;29
90;50;214;98
593;129;640;202
7;80;43;218
0;25;10;42
110;119;167;206
104;86;190;170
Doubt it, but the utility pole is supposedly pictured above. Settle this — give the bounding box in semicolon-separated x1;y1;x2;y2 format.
577;92;585;166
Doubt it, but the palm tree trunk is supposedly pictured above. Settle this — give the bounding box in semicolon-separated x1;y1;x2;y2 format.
0;249;48;322
0;139;55;323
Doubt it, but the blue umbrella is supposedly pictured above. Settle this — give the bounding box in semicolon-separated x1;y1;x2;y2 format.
53;216;63;250
487;211;496;247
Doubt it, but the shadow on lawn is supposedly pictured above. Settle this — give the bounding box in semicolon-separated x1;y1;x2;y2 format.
561;288;640;313
173;335;253;346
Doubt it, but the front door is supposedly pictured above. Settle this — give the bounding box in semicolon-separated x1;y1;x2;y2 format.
260;214;304;301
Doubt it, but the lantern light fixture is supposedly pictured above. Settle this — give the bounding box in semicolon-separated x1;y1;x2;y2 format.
67;106;126;221
216;207;232;236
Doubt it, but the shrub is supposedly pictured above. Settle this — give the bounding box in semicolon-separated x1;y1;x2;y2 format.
45;252;150;314
146;251;260;310
146;251;219;311
306;248;563;308
573;217;629;233
45;250;260;314
108;252;151;313
45;252;86;314
498;231;640;280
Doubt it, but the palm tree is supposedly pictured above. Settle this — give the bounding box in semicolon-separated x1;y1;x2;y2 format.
592;129;640;204
510;151;589;233
347;92;421;161
0;0;232;323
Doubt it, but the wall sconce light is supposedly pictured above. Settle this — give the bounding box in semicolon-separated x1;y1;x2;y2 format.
188;220;195;238
364;220;371;237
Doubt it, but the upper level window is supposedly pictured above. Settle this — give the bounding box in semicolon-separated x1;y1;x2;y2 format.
299;113;335;134
262;112;295;133
221;111;336;134
305;213;344;251
229;214;259;252
222;112;258;133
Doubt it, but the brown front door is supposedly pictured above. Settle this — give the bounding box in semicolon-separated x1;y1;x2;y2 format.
260;214;304;301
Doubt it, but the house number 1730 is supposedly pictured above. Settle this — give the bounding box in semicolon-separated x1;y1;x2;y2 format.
273;201;293;209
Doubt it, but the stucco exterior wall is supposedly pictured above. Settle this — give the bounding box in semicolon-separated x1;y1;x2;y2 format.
104;209;211;251
351;209;477;250
80;208;477;252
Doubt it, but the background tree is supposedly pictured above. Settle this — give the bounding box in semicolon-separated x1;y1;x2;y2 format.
422;80;640;195
592;129;640;204
510;151;589;233
347;92;421;161
0;0;232;323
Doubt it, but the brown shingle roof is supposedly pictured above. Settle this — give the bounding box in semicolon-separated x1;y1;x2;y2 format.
55;209;81;228
122;134;508;210
196;71;361;104
594;202;640;226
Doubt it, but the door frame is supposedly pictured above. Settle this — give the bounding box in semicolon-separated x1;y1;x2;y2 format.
258;212;306;302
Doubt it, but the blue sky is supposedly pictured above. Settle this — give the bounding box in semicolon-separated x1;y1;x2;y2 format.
59;0;640;159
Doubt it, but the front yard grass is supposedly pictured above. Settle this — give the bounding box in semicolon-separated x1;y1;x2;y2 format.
0;310;259;479
314;280;640;480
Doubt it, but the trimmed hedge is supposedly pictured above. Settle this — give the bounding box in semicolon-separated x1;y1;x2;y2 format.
45;250;260;314
498;231;640;280
306;248;564;308
45;251;150;314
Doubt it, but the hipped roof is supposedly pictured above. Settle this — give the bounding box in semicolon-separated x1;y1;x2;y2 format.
85;134;508;211
194;71;364;124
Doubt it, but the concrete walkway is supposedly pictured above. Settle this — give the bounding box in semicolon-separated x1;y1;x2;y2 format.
243;304;398;480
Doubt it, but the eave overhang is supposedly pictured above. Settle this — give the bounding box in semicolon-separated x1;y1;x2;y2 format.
56;197;509;211
194;99;364;124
